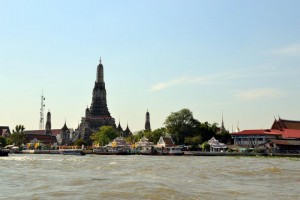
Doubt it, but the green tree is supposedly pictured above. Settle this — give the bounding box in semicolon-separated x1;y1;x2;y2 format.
74;138;87;147
13;125;25;133
201;141;210;152
10;125;27;146
90;126;118;146
215;130;232;144
199;122;218;142
164;108;200;144
145;128;167;144
184;135;202;148
5;138;13;145
0;136;6;147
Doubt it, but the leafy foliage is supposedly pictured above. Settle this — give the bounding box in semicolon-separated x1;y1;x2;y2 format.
127;128;167;144
201;141;210;152
0;136;6;147
10;125;27;146
199;122;218;142
164;108;200;144
184;135;202;147
12;125;25;133
5;138;13;145
74;138;87;147
163;108;232;146
90;126;118;146
215;130;232;144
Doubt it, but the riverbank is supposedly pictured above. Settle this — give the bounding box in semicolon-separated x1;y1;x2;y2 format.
16;150;300;157
21;150;94;154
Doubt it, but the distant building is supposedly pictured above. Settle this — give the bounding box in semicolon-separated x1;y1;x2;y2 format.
156;136;175;147
145;110;151;131
116;121;124;137
60;122;71;145
107;137;129;148
0;126;10;137
78;58;116;144
231;118;300;152
123;124;132;137
24;111;73;145
208;137;227;152
135;137;154;148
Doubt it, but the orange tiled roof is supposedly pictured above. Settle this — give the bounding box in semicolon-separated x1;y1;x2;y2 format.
271;118;300;130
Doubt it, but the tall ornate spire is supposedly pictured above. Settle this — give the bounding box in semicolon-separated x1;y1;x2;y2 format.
145;110;151;131
90;58;111;117
79;58;116;144
96;57;104;83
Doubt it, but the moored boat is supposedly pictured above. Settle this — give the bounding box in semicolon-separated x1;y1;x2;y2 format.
156;146;183;156
59;149;85;155
0;149;9;157
93;147;130;155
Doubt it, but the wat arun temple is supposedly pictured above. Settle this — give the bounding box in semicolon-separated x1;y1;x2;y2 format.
78;58;116;144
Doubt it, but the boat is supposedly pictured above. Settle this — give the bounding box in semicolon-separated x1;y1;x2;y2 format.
59;148;85;156
137;146;157;155
0;148;9;157
59;149;85;155
93;147;130;155
156;146;183;156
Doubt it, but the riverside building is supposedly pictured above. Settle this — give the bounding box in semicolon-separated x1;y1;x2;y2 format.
231;118;300;152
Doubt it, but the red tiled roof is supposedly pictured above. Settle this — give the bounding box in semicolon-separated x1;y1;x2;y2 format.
281;129;300;139
51;129;61;136
232;129;300;139
231;129;281;136
163;137;174;146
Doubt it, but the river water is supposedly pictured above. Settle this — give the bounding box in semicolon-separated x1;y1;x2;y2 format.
0;154;299;200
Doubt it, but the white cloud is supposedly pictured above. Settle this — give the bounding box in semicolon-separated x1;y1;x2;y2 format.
150;76;212;92
235;88;282;100
269;43;300;56
150;65;274;92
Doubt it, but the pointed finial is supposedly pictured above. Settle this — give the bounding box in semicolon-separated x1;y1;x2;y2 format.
99;57;102;64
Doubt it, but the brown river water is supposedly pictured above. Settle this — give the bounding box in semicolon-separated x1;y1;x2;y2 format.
0;154;299;200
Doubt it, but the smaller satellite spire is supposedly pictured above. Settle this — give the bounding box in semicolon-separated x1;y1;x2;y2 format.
221;109;225;131
145;110;151;131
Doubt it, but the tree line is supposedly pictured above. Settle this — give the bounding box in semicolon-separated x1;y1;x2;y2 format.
90;108;232;148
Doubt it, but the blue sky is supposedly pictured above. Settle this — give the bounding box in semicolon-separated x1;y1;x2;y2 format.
1;0;300;132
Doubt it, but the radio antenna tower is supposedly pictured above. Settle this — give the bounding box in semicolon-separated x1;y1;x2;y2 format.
39;91;45;130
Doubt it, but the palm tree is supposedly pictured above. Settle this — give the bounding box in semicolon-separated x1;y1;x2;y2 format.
13;125;25;133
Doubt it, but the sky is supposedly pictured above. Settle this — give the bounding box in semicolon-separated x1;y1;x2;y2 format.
1;0;300;132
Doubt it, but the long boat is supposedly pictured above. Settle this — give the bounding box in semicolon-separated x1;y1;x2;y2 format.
156;146;184;156
93;147;131;155
59;149;85;156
